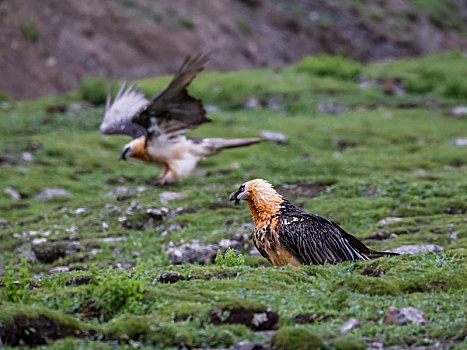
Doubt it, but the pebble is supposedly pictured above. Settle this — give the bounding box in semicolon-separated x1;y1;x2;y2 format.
377;217;403;225
451;105;467;116
35;188;72;200
339;317;360;332
259;130;288;144
384;306;428;325
4;187;21;200
159;191;186;205
49;266;70;273
389;244;443;255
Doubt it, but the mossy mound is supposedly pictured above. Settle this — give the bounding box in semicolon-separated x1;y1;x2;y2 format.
329;336;367;350
271;327;324;350
0;303;92;346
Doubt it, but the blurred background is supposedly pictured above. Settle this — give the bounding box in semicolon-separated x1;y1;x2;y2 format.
2;0;467;99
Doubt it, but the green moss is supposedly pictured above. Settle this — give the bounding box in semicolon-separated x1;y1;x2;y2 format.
78;76;109;105
296;54;363;80
329;336;367;350
20;23;40;42
271;327;324;350
332;275;402;296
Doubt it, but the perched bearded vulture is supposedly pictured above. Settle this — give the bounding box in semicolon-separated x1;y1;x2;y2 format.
230;179;398;266
99;54;262;184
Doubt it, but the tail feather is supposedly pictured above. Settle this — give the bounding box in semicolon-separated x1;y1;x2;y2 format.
367;249;399;259
203;137;263;153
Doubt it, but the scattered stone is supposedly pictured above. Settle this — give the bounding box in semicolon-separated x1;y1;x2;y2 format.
259;130;288;144
384;306;428;325
0;218;9;227
218;238;243;250
35;188;72;200
389;244;443;255
159;191;186;205
32;238;48;245
103;186;146;198
317;102;349;114
244;97;261;109
377;217;403;225
66;101;93;111
74;207;87;214
448;231;459;241
154;272;186;284
105;203;122;216
339;317;360;332
161;223;182;236
90;249;103;256
205;104;219;113
97;237;127;243
102;221;109;230
165;240;219;264
49;266;70;273
210;306;279;331
451;105;467;116
454;138;467;146
4;187;21;200
21;152;34;162
292;312;322;324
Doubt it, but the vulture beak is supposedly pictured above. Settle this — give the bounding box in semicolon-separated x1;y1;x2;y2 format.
229;191;240;205
119;146;130;161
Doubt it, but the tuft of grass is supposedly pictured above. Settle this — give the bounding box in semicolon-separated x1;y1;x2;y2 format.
180;18;196;30
216;248;245;267
235;18;252;36
296;54;363;80
78;76;109;106
20;23;40;42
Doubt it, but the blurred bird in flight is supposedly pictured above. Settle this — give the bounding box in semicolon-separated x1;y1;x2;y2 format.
99;54;261;185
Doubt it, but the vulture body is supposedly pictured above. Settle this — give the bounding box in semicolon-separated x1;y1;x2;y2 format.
230;179;398;266
99;54;261;184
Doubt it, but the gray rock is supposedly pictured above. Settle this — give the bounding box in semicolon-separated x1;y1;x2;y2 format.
103;186;146;198
317;102;350;114
161;223;182;236
377;217;403;225
259;130;288;144
205;104;219;113
384;306;428;325
451;105;467;116
165;239;219;264
0;218;9;227
67;101;93;111
159;191;186;205
98;237;127;243
4;187;21;200
35;188;72;200
244;97;261;109
454;138;467;146
389;244;443;255
339;317;360;332
49;266;70;273
21;152;34;162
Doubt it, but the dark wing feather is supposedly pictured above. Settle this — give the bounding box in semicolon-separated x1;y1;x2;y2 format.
276;212;372;265
99;82;149;138
132;53;211;137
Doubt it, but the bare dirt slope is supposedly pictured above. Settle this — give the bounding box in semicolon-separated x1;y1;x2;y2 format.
1;0;467;99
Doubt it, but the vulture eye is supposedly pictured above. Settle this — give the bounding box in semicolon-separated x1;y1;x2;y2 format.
240;185;245;192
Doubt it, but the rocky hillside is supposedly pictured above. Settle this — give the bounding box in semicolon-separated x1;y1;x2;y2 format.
1;0;467;99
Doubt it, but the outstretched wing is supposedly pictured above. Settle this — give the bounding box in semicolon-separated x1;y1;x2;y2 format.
276;213;371;265
132;53;211;137
99;82;149;138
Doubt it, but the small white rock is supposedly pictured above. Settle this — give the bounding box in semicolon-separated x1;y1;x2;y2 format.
32;238;47;245
339;318;360;332
49;266;69;273
377;217;403;225
159;191;186;205
454;138;467;146
451;106;467;116
389;244;444;255
4;187;21;200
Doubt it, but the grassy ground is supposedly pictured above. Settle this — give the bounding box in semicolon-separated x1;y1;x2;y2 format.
0;52;466;349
